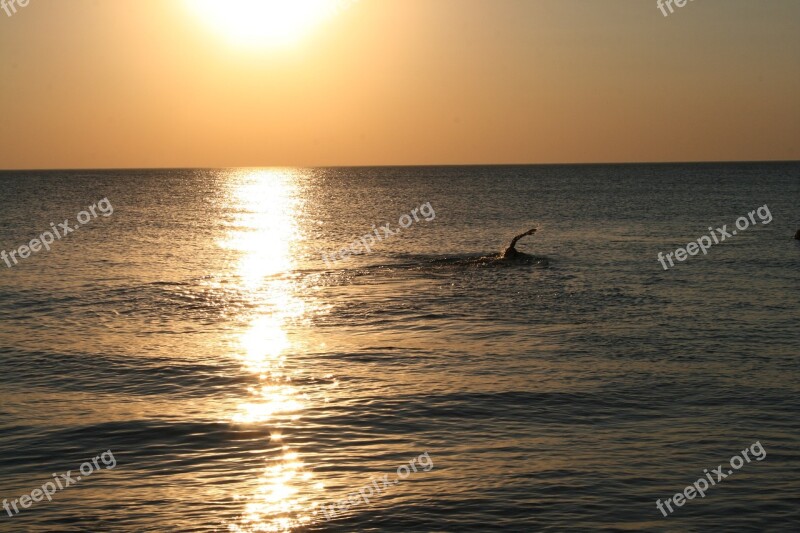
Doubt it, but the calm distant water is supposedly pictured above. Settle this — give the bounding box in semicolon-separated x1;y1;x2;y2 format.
0;164;798;532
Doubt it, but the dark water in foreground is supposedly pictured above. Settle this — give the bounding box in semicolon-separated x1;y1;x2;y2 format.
0;163;798;532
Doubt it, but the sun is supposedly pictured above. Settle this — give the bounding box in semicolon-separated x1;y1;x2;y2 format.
186;0;355;48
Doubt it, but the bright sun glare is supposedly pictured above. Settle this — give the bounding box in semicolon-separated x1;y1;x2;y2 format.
187;0;354;48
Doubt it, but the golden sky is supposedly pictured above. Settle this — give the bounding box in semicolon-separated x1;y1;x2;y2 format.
0;0;798;169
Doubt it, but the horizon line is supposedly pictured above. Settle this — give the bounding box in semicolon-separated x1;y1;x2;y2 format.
1;159;799;172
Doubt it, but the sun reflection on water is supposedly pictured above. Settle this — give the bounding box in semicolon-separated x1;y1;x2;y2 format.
222;169;321;532
220;170;301;288
231;446;323;532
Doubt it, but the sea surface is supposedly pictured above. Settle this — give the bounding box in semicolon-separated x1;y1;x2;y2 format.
0;164;798;532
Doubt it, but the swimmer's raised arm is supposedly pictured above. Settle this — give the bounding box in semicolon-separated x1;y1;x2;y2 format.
502;227;538;259
508;228;537;250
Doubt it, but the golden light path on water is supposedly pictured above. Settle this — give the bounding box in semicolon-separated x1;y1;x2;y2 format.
220;170;324;532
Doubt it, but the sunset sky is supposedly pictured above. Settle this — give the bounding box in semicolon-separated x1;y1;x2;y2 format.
0;0;798;169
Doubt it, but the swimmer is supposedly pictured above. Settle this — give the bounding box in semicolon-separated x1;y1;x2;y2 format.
501;228;538;259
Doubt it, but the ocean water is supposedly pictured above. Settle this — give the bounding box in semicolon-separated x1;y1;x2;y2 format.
0;163;798;532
